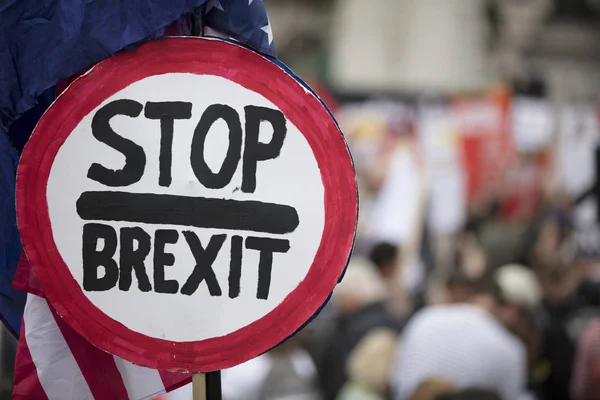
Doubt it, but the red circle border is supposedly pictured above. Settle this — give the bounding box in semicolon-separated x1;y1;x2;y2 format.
16;37;357;372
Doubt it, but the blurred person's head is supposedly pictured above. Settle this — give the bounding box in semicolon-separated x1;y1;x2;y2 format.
446;264;542;334
535;251;582;306
533;219;567;262
544;184;571;211
332;258;386;316
445;271;479;304
409;377;454;400
494;264;542;327
369;242;399;280
436;388;501;400
448;234;488;304
347;328;398;396
494;264;543;364
455;233;487;280
444;271;503;315
469;276;505;314
576;256;600;282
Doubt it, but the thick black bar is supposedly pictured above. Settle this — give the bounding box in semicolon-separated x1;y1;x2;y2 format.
206;371;222;400
76;191;299;235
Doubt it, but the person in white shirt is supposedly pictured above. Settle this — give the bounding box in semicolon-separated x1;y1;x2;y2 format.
391;274;529;400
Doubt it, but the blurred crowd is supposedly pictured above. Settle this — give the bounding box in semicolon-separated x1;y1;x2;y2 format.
212;93;600;400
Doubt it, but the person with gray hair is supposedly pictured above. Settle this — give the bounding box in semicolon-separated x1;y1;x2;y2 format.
337;328;399;400
317;258;405;400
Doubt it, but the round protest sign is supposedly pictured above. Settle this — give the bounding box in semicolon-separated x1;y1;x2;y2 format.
16;37;357;372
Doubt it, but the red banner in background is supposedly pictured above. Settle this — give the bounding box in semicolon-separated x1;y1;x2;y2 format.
453;88;515;207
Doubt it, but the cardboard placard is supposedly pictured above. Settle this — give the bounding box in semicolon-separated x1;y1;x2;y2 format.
16;37;357;372
453;90;514;204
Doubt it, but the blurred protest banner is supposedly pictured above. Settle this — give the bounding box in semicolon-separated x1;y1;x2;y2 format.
453;88;515;206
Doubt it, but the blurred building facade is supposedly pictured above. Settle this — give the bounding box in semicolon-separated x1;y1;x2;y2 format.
266;0;600;106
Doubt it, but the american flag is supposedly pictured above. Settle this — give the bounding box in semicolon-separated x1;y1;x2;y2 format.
1;1;276;398
11;224;193;400
13;293;190;400
0;0;275;137
203;0;274;54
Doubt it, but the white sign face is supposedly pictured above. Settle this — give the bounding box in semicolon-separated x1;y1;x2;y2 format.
17;37;357;372
512;97;553;152
369;147;421;245
46;73;325;341
558;105;599;197
419;104;466;235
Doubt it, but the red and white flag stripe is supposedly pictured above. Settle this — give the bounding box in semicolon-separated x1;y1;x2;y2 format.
13;294;191;400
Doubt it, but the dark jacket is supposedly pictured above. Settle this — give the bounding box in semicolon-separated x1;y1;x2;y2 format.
540;282;600;400
317;302;404;400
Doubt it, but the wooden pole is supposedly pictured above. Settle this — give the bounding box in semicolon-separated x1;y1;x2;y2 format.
192;373;207;400
192;371;222;400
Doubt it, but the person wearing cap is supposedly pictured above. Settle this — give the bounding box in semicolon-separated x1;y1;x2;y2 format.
494;264;545;399
494;264;543;355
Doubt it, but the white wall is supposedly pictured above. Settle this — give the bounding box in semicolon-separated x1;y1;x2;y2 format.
329;0;492;93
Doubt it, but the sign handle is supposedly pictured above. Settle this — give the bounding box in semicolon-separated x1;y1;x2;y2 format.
192;373;206;400
192;371;222;400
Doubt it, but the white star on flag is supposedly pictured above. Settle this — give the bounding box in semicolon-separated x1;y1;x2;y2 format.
249;0;254;4
261;19;273;45
206;0;224;13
